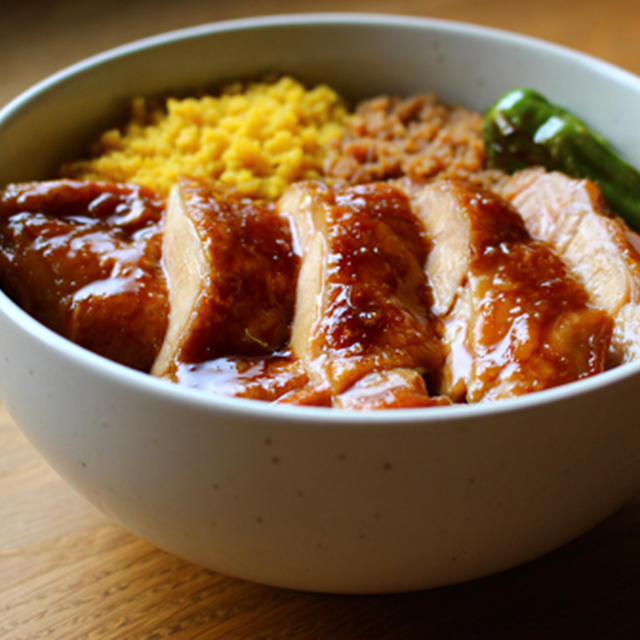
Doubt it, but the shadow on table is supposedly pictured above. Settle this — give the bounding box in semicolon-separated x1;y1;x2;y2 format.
138;495;639;639
262;497;640;639
71;494;638;639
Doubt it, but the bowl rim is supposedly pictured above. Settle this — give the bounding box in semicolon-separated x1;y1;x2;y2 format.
2;11;640;426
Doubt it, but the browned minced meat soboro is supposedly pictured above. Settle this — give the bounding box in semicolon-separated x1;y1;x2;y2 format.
151;178;299;380
324;93;502;189
406;180;613;402
0;180;167;371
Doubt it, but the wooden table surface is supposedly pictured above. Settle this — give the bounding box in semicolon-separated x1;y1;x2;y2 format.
2;1;639;637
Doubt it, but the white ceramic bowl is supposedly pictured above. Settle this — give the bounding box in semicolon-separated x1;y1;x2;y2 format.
1;14;640;594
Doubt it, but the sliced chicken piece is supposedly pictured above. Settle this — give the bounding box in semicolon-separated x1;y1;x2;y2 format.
406;179;612;402
171;352;310;402
334;368;451;410
501;167;640;364
152;179;298;378
274;383;333;407
0;180;167;370
280;181;444;405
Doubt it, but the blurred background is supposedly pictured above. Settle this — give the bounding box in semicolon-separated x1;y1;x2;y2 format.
2;0;639;107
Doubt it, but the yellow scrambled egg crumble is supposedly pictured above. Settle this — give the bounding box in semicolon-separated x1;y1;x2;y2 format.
62;76;347;200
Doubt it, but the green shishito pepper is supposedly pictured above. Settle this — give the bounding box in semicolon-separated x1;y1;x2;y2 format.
483;87;640;230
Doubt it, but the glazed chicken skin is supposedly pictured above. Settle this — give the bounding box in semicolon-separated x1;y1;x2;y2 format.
172;354;310;402
151;178;299;379
0;180;167;371
501;168;640;365
280;181;446;407
0;174;622;409
333;368;451;410
405;179;612;402
154;179;447;408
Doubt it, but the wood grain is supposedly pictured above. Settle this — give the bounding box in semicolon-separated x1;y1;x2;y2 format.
2;1;640;638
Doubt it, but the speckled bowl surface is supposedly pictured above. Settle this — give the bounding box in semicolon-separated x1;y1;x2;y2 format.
1;14;639;593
